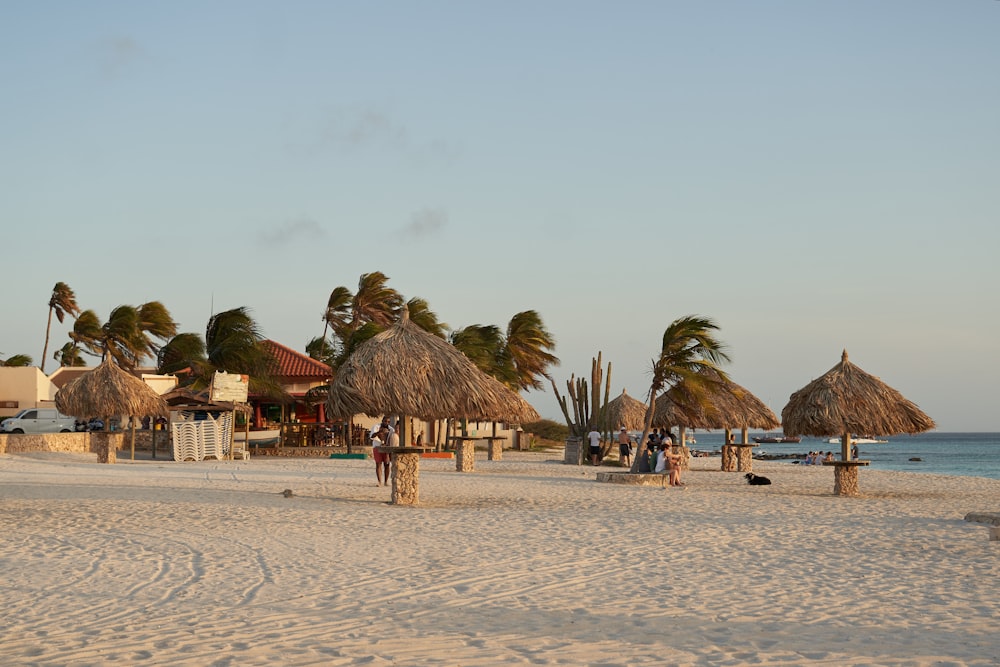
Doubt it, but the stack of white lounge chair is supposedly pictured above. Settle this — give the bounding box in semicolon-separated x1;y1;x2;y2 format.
171;412;235;462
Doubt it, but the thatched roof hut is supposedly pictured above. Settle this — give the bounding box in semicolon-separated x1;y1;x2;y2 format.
781;350;935;440
55;359;168;421
603;389;648;431
327;308;539;425
653;372;780;431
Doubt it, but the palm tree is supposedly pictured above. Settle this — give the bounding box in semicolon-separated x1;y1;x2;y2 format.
350;271;404;332
405;297;448;338
1;353;33;367
137;301;178;358
204;307;283;399
41;282;81;372
451;312;559;392
449;312;557;440
157;332;207;376
631;315;731;472
53;342;87;367
158;307;282;399
69;303;177;369
319;273;444;371
69;309;103;359
337;321;382;366
505;310;559;391
305;335;338;367
319;286;352;360
450;324;511;383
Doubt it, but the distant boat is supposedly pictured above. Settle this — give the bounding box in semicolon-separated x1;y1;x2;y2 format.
827;436;888;445
235;429;281;446
752;435;801;444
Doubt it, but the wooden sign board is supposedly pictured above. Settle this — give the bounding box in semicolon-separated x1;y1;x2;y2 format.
209;372;249;403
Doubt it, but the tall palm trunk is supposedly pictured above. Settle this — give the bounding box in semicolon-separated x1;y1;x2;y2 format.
40;307;54;373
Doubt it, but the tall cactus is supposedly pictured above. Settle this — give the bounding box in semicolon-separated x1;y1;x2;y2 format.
550;353;612;438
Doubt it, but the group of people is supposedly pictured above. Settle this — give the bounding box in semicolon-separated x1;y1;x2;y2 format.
606;427;686;487
587;427;659;469
804;451;835;465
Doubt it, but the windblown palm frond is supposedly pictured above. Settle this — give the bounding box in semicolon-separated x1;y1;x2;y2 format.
405;297;448;338
505;310;559;391
41;282;81;373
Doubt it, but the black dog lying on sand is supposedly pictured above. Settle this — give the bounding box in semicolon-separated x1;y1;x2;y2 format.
745;472;772;486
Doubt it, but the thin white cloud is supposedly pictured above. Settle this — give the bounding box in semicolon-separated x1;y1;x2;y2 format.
292;107;459;162
400;208;447;240
97;36;144;76
259;218;327;246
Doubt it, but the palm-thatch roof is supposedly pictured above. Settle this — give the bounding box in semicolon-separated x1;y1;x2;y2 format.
603;389;648;431
55;359;169;420
327;308;540;423
653;372;780;431
781;350;935;437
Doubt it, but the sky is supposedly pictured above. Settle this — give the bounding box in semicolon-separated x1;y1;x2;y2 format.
2;1;998;432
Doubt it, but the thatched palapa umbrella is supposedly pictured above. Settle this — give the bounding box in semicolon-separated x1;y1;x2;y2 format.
603;389;648;432
653;372;780;472
781;350;935;495
653;373;780;434
327;308;539;428
55;359;169;462
781;350;935;458
327;307;539;503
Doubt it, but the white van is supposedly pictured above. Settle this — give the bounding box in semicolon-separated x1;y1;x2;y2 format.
0;408;76;434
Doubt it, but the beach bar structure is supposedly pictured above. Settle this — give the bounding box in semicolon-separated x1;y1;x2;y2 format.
782;350;936;496
327;307;538;505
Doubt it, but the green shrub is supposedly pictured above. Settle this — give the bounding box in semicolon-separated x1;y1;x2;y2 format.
522;419;568;442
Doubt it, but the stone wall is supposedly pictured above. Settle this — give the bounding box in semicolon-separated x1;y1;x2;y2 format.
0;432;127;458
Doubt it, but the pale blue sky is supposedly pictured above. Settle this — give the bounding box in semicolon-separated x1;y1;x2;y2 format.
2;1;998;431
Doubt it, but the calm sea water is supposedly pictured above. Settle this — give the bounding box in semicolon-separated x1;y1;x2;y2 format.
683;432;1000;480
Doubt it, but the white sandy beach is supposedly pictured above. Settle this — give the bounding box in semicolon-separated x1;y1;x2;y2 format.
1;449;997;667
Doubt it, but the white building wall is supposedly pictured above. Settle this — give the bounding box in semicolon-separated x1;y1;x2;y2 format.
0;367;57;417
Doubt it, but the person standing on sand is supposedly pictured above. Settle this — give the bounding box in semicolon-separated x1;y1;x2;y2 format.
371;416;394;439
587;428;602;466
372;426;391;486
617;427;633;467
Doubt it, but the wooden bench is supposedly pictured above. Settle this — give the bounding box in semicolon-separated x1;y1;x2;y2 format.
964;512;1000;541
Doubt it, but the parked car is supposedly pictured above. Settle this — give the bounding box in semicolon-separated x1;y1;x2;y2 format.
1;408;77;434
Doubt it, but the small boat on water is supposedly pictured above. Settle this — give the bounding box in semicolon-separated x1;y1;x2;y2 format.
826;436;888;445
752;435;801;444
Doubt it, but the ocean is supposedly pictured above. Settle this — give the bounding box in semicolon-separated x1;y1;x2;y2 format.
683;431;1000;480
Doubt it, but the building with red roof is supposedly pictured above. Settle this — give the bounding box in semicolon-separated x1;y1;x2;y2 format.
252;340;332;428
